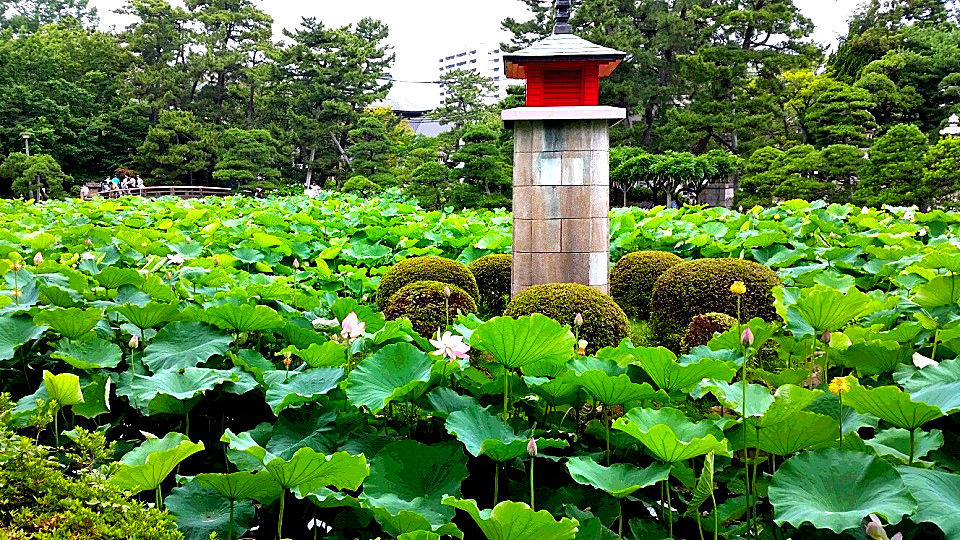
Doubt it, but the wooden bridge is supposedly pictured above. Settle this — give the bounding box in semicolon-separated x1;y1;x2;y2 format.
93;185;234;199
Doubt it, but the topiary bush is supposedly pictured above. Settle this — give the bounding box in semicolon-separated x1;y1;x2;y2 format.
681;312;738;353
610;251;684;319
467;254;512;314
383;280;478;338
504;283;630;354
650;258;781;350
376;256;480;310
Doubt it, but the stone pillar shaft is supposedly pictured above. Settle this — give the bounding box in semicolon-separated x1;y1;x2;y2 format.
509;114;617;297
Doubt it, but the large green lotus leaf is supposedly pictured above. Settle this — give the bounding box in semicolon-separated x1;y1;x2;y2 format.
897;466;960;539
842;376;943;430
362;441;469;529
34;307;103;340
865;428;943;464
696;381;774;418
143;322;233;371
445;404;568;462
166;482;255;540
369;507;464;539
634;346;736;393
442;498;579;540
203;304;283;333
193;471;282;503
125;367;236;416
472;314;576;370
704;318;780;358
737;411;838;455
345;342;433;413
569;356;626;376
114;302;180;329
685;452;715;517
566;456;670;498
759;385;825;425
898;359;960;414
918;251;960;273
294;486;361;509
263;448;368;492
523;374;581;406
769;448;916;533
613;407;729;462
835;340;910;376
112;432;204;493
294;341;347;368
776;286;873;337
0;315;45;361
263;368;344;415
573;370;667;406
423;387;479;417
911;275;960;308
94;266;144;289
51;337;122;370
42;370;83;406
73;373;111;418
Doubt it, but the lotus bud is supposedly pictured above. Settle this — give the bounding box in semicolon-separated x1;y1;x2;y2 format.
526;437;538;457
442;285;452;299
574;313;584;327
820;329;831;344
129;334;140;349
293;259;300;269
213;255;220;266
85;238;93;247
740;326;754;347
33;252;43;265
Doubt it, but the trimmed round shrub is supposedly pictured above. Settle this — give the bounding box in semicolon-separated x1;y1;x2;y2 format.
681;312;738;353
383;280;478;338
467;254;512;314
504;283;630;353
342;175;379;195
610;251;684;319
650;258;781;349
376;256;479;309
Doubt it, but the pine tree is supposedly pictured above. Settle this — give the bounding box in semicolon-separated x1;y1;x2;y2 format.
138;110;211;185
212;128;281;187
449;124;511;208
348;115;396;180
854;123;930;207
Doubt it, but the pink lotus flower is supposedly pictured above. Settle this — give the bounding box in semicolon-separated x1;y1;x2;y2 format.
430;330;470;362
129;334;140;349
574;313;584;327
33;252;43;265
340;312;365;339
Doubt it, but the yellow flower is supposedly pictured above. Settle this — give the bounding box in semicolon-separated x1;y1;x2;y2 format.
829;377;850;395
730;281;747;295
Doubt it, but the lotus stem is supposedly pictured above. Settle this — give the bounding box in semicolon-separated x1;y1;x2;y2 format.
503;372;509;420
228;499;235;540
932;328;940;363
665;477;673;539
53;408;59;448
837;394;843;449
156;485;163;510
529;456;535;510
617;498;624;540
909;428;916;465
277;490;286;540
605;407;611;466
711;487;718;540
493;462;499;505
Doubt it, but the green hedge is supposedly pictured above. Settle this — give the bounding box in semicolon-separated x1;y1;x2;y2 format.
467;254;512;314
610;250;684;319
681;312;738;353
650;258;780;350
383;280;478;338
376;256;479;309
504;283;629;353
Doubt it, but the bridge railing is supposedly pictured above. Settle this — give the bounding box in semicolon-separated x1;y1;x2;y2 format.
94;186;234;199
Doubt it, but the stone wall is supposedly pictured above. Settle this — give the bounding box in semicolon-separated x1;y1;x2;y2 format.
511;119;611;296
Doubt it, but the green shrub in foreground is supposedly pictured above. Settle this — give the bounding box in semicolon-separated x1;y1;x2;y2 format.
383;280;478;337
375;256;479;309
609;250;683;319
0;398;181;539
504;283;629;353
650;258;780;350
468;254;512;314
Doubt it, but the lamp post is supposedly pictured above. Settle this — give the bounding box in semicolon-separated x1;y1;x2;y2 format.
20;132;31;157
941;114;960;138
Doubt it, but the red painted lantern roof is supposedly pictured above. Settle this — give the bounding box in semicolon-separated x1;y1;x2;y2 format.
503;33;627;80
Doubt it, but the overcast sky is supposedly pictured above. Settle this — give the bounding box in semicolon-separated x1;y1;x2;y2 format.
89;0;863;108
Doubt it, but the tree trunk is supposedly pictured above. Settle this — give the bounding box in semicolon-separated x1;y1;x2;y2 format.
305;148;316;187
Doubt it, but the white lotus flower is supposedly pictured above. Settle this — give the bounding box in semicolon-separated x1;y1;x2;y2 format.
912;353;939;369
167;253;185;265
340;312;365;339
430;330;470;361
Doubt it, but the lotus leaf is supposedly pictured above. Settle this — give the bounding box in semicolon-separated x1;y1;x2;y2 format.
34;307;103;340
51;336;122;370
897;466;960;539
143;321;233;371
566;456;670;498
442;498;579;540
345;342;433;413
613;407;729;462
471;314;576;370
112;432;204;493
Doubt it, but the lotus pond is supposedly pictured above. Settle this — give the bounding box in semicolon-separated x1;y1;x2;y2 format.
1;193;959;539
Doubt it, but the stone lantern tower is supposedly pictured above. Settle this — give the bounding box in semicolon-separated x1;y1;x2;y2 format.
502;1;626;297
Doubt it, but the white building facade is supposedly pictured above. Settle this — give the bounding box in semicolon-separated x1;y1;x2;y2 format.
437;43;510;104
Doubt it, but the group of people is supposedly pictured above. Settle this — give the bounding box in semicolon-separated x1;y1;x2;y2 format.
100;174;144;193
